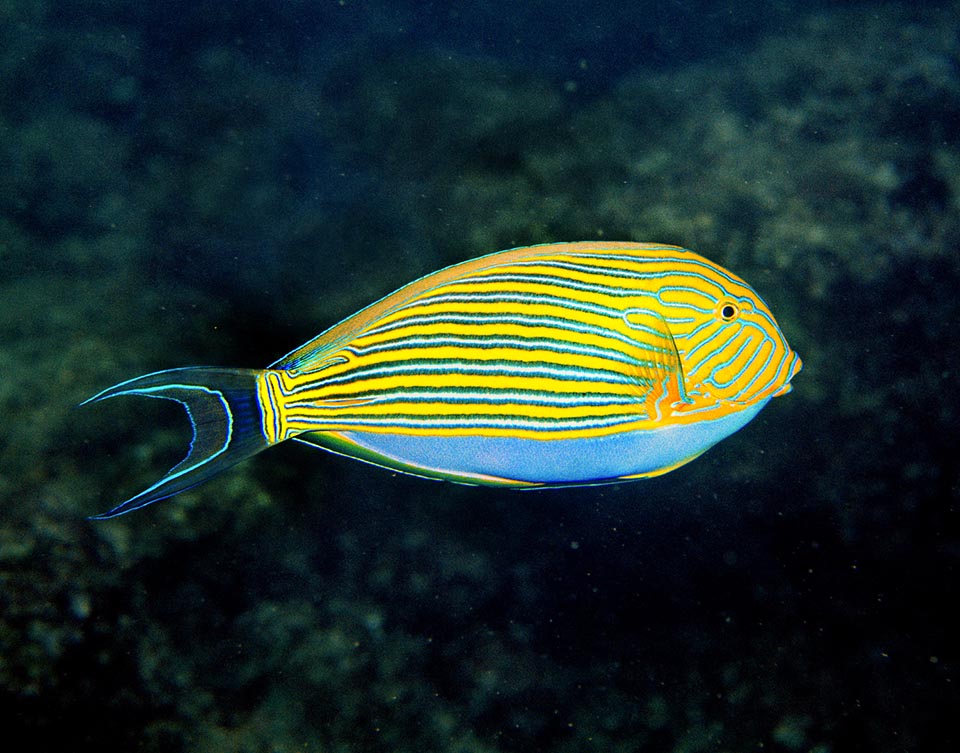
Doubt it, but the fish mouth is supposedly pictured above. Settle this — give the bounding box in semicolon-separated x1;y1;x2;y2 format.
772;352;803;396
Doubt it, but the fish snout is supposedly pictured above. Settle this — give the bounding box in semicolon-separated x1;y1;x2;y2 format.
772;352;802;397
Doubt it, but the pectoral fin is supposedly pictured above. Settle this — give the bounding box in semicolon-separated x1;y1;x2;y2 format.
623;308;689;418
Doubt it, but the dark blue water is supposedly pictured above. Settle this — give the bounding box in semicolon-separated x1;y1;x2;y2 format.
1;1;958;750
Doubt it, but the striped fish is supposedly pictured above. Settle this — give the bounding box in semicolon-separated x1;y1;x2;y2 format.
85;242;801;518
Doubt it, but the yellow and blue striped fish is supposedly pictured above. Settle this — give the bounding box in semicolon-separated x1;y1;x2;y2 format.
85;242;801;518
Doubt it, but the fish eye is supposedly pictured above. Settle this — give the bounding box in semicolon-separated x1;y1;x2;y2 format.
718;300;740;322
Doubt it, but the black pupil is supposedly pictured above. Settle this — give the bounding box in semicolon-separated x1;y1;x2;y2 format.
722;305;736;319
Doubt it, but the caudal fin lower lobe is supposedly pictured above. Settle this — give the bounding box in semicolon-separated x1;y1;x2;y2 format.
82;367;268;518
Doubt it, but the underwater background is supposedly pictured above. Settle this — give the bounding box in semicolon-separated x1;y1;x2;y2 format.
1;0;958;750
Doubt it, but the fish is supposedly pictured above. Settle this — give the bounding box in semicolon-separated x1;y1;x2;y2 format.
84;241;801;518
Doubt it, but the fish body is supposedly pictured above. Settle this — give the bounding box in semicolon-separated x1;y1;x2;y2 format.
85;242;801;518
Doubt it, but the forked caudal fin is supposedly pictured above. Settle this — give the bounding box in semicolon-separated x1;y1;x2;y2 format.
81;367;269;519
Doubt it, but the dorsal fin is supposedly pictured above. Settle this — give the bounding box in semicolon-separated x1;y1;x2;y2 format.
271;242;675;374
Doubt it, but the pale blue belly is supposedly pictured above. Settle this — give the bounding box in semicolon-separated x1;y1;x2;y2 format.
329;399;771;485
